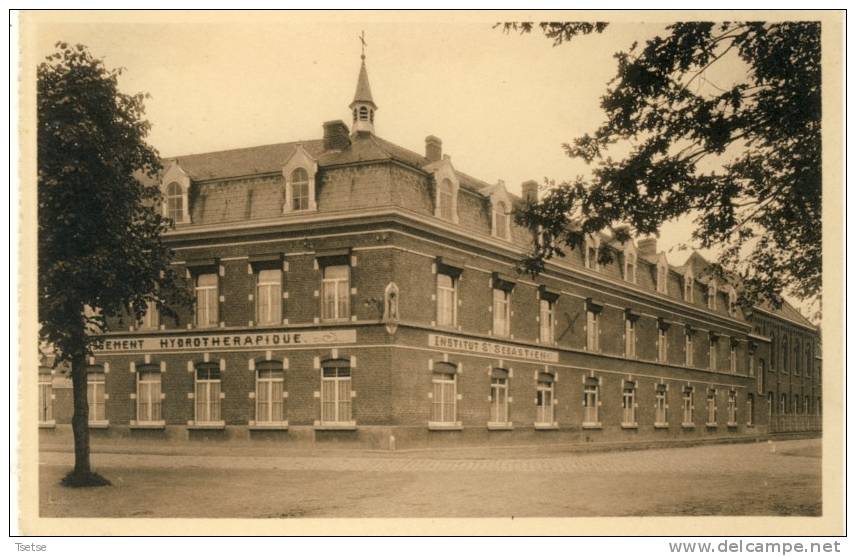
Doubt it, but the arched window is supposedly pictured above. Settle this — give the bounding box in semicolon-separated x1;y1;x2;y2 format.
290;168;310;211
493;201;509;240
165;182;184;223
438;179;454;221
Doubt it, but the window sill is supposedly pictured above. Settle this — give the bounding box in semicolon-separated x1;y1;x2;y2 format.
746;423;755;428
130;421;166;429
654;423;669;429
681;423;696;429
582;422;602;430
487;422;513;431
315;422;356;431
88;420;110;429
727;422;739;428
39;420;56;429
705;423;719;429
621;423;638;429
320;318;351;324
249;421;289;430
428;421;463;431
188;421;225;430
534;423;559;430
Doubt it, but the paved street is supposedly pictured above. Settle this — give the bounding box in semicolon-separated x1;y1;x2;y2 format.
39;438;821;518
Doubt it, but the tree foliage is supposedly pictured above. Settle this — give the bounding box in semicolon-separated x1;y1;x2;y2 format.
503;22;821;309
38;43;188;483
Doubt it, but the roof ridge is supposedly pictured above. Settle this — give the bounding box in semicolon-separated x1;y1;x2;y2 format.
164;138;324;163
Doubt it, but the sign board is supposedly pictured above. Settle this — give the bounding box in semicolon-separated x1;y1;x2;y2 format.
428;334;559;363
92;329;357;353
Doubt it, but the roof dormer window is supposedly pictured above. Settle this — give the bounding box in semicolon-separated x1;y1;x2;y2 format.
585;235;600;271
623;243;637;284
684;271;694;302
165;182;184;223
290;168;310;211
707;281;717;310
728;287;738;317
492;200;511;241
438;178;454;221
656;258;668;294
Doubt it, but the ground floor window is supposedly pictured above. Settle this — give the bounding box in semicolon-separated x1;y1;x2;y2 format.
535;372;554;425
767;392;774;418
747;393;754;425
136;368;162;423
682;386;694;425
622;381;636;426
256;363;285;423
87;368;106;423
38;371;52;423
727;390;738;425
706;389;717;425
655;384;668;425
583;377;599;425
195;364;222;423
321;359;352;424
431;363;458;424
489;368;509;424
780;393;787;415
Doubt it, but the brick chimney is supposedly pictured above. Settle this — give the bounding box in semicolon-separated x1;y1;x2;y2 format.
425;135;442;162
638;237;658;258
521;180;539;203
323;120;351;151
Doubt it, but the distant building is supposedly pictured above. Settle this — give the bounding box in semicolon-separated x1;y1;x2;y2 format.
39;52;821;447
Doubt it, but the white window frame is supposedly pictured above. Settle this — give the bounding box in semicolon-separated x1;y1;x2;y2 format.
289;167;311;212
727;390;738;426
623;246;637;284
140;300;159;330
707;281;717;310
87;369;106;425
682;387;694;426
492;288;511;337
584;235;600;271
255;365;286;424
655;384;668;426
747;393;754;426
164;181;185;224
685;331;694;367
728;288;738;316
539;298;555;344
256;268;283;325
583;378;600;427
436;272;457;327
194;272;219;328
430;364;459;427
438;178;455;221
586;310;600;352
38;371;53;424
684;271;694;302
492;200;511;241
136;368;163;424
658;327;669;363
320;361;353;425
621;382;637;427
730;343;737;373
194;365;222;425
625;317;636;358
709;336;718;370
489;369;510;426
535;373;555;427
706;389;718;426
321;264;350;321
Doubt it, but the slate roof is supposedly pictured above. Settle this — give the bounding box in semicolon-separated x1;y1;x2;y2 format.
166;140;326;182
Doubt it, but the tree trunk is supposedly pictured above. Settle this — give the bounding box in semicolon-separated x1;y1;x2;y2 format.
70;351;91;476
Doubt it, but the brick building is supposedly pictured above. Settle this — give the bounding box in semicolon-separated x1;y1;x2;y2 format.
39;54;822;448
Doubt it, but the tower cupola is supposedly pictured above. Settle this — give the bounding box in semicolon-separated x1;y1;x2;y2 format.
350;32;377;135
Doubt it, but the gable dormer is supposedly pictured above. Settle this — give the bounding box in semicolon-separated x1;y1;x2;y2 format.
426;157;459;224
487;180;513;242
161;161;191;225
282;144;318;213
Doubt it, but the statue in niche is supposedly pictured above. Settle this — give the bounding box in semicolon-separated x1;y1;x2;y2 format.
383;282;399;334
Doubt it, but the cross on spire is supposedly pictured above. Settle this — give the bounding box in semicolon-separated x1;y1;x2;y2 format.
359;30;367;60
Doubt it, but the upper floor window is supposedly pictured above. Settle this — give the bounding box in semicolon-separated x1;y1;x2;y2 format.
707;281;717;310
623;246;637;284
709;334;718;370
140;300;159;330
321;264;350;321
438;179;454;221
539;298;555;344
657;326;669;363
256;269;282;325
685;329;694;367
436;273;457;327
684;272;694;302
492;201;510;241
165;182;184;223
657;261;668;294
624;315;637;358
586;309;600;352
290;168;310;211
728;288;738;316
730;341;738;373
584;236;600;270
492;288;511;337
195;273;219;327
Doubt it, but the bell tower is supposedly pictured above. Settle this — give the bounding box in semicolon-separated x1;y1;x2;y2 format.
350;31;377;135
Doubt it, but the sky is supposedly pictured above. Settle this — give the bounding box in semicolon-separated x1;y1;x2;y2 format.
29;12;808;313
